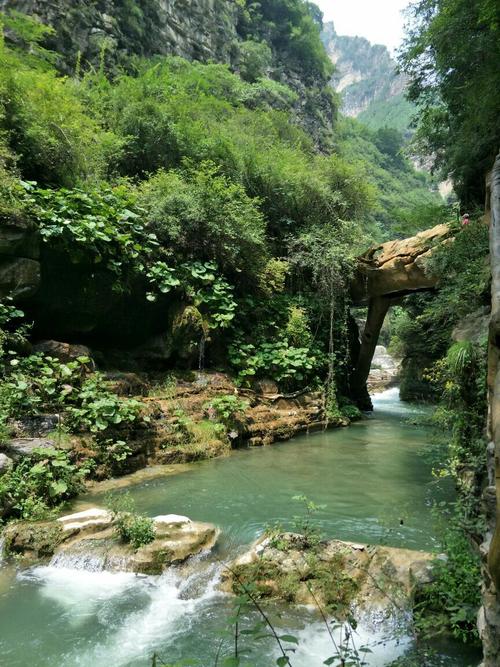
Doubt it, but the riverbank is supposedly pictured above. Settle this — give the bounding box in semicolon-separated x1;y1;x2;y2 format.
0;388;482;666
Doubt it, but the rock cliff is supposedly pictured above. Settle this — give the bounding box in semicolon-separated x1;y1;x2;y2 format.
321;21;414;132
0;0;239;68
0;0;336;147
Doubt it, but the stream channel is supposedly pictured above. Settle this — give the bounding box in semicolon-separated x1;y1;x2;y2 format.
0;388;483;666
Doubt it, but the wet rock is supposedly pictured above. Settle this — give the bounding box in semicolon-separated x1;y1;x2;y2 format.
0;257;40;300
225;533;435;619
4;507;219;575
0;453;13;476
32;340;94;366
3;521;65;560
57;508;114;534
4;437;55;460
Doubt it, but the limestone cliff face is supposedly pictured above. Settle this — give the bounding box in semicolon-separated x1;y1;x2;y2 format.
0;0;336;147
0;0;239;67
321;21;413;131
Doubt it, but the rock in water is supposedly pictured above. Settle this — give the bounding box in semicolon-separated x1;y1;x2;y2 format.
2;507;219;575
224;533;435;623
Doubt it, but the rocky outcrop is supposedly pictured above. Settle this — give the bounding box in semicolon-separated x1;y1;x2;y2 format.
481;152;500;666
0;452;13;475
351;224;452;408
0;0;239;69
321;21;411;122
3;437;55;461
452;306;490;344
224;532;435;619
0;213;40;300
32;340;94;365
2;507;219;574
352;223;451;305
145;372;330;464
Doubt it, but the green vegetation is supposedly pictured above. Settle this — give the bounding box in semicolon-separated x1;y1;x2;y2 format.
107;492;156;549
0;302;146;521
0;446;87;521
204;395;249;433
388;220;489;643
358;94;415;135
400;0;500;204
337;117;441;238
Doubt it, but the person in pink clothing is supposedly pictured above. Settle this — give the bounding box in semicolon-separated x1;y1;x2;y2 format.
461;213;470;225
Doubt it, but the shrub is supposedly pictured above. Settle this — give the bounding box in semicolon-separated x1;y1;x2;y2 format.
0;447;88;521
116;513;155;549
0;14;122;185
23;182;155;275
64;375;143;433
136;163;267;279
205;394;249;433
285;305;312;347
106;492;155;549
414;513;481;643
237;40;272;83
229;338;319;390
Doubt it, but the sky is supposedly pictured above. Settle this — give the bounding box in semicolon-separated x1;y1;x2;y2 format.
315;0;412;54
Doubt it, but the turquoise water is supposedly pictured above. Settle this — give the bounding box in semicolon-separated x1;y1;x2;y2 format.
0;388;482;666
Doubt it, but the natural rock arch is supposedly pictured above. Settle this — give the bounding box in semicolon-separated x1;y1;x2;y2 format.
350;223;452;409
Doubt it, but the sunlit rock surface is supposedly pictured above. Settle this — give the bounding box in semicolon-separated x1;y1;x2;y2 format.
2;508;219;575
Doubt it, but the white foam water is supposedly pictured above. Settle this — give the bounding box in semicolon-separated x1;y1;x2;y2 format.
289;619;411;666
19;559;224;666
18;566;139;627
371;386;428;417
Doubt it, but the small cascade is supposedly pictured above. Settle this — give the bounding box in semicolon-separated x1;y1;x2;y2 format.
49;549;106;572
0;535;5;565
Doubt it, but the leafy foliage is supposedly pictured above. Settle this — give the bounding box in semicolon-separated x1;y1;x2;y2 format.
414;507;482;643
399;0;500;202
24;182;155;274
204;395;249;432
0;446;88;521
107;492;156;549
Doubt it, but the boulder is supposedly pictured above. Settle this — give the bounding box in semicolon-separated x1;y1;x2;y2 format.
0;257;40;300
225;533;435;619
0;453;13;476
57;508;114;534
13;413;60;438
32;340;94;366
3;507;219;574
103;371;148;396
4;437;55;460
452;306;490;344
252;379;279;396
0;214;39;259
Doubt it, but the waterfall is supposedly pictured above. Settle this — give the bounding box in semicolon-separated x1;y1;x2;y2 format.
49;550;106;572
18;557;225;666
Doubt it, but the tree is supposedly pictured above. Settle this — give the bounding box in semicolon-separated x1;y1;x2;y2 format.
399;0;500;204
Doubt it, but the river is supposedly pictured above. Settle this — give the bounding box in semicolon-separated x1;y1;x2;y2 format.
0;388;482;666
